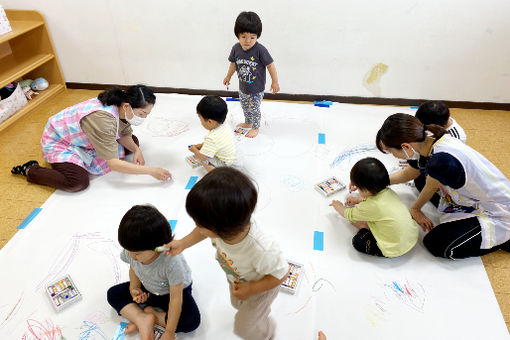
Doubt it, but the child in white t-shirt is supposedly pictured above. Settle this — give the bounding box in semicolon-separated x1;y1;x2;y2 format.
165;167;288;340
415;100;466;143
188;96;236;172
413;100;467;205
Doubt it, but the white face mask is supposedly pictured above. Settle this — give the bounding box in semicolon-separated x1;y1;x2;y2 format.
126;105;145;126
403;146;420;160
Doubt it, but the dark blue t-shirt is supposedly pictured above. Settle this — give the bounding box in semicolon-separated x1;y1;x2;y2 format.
408;152;466;189
228;42;274;94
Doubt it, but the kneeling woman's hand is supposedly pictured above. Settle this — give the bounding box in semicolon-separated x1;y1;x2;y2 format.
410;207;434;232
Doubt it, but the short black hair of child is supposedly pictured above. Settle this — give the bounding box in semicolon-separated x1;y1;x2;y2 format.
415;100;450;127
118;205;173;251
196;95;228;124
350;157;390;195
234;11;262;38
186;167;257;240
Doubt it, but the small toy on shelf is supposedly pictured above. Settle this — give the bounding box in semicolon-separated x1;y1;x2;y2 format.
0;82;16;100
18;79;33;88
31;77;49;91
22;86;39;100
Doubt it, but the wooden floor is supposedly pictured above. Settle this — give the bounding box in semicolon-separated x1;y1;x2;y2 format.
1;89;509;331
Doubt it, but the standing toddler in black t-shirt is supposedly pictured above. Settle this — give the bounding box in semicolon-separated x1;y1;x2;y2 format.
223;11;280;138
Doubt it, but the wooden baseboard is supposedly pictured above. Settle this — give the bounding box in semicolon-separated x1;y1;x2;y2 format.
66;82;510;111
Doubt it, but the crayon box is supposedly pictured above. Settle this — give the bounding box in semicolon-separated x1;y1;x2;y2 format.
233;127;250;137
185;155;202;168
280;260;304;295
314;176;346;197
46;275;82;312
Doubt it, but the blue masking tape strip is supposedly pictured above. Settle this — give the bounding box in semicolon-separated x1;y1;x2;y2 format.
185;176;199;190
17;208;42;229
313;231;324;251
314;100;333;105
318;133;326;144
226;97;240;101
112;321;128;340
169;220;178;232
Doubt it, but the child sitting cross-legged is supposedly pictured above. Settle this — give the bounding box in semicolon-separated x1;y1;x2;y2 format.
330;157;419;258
107;205;200;340
164;167;289;340
188;96;236;172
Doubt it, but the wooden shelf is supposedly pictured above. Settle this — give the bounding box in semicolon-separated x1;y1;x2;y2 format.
0;83;65;132
0;54;54;88
0;20;43;44
0;9;65;133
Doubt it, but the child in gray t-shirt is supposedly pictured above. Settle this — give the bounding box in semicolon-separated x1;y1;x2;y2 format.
107;205;200;339
223;11;280;138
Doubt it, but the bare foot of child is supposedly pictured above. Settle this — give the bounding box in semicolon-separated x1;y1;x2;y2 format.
318;330;327;340
124;322;138;334
246;128;259;138
144;306;166;327
237;123;252;128
135;312;156;340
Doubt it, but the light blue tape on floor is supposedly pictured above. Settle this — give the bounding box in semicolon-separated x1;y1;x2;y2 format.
169;220;178;232
17;208;42;229
313;231;324;251
318;133;326;144
185;176;198;190
111;321;128;340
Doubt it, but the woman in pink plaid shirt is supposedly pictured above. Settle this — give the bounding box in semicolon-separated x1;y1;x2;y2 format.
11;85;171;192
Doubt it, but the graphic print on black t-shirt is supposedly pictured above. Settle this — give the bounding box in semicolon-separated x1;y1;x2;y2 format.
236;56;257;84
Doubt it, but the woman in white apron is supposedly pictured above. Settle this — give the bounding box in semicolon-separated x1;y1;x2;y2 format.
376;113;510;259
11;85;171;192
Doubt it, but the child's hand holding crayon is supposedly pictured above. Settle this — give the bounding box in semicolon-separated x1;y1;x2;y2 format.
130;288;150;303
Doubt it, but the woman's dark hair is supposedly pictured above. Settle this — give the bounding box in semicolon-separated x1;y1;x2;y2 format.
376;113;446;153
186;167;257;240
118;205;172;251
415;100;450;127
234;11;262;38
196;96;228;123
98;84;156;109
350;158;389;194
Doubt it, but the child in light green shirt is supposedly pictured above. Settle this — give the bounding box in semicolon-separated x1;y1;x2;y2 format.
330;157;419;257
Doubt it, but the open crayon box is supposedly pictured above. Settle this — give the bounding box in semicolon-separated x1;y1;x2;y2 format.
185;155;202;168
46;275;82;312
280;260;304;295
314;176;346;197
234;127;250;137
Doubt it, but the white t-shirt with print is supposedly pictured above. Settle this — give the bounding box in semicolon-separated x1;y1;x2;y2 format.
211;221;288;283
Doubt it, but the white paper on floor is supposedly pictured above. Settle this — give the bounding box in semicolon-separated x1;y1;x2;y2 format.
0;94;507;340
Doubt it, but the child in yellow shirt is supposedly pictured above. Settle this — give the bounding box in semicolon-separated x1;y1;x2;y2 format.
330;157;419;257
188;96;236;172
